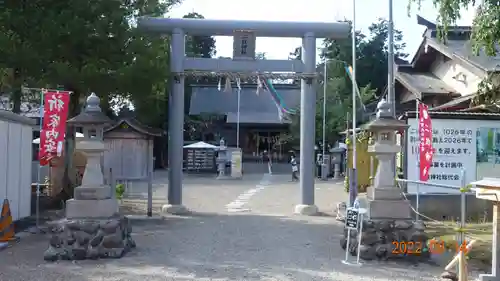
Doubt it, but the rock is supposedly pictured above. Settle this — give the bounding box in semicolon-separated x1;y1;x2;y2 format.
89;230;104;247
375;243;392;259
358;244;376;260
102;232;124;249
87;245;99;259
361;232;380;245
74;231;91;246
43;246;60;261
71;247;87;260
49;235;63;248
105;248;125;258
440;271;457;281
101;220;120;234
394;220;412;229
43;216;134;262
127;236;136;248
341;217;430;263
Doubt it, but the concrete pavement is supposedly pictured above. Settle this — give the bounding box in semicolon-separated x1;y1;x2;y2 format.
0;171;449;280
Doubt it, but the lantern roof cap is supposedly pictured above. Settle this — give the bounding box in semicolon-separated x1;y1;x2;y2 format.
366;99;408;131
67;93;112;126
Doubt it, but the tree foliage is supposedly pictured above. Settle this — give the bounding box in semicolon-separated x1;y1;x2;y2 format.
286;19;408;146
408;0;499;56
0;0;184;200
409;0;500;108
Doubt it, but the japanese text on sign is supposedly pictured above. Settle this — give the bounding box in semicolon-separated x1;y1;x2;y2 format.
407;118;477;193
345;208;359;229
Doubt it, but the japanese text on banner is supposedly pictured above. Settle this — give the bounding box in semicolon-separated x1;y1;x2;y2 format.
418;103;433;181
38;91;70;166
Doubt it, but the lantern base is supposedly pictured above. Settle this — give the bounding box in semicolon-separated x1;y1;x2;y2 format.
66;198;119;219
161;204;189;215
366;199;412;220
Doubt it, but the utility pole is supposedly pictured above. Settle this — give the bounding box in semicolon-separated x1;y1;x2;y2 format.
322;61;327;180
387;0;395;116
350;0;358;206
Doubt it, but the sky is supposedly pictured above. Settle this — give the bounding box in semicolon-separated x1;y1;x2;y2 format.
169;0;478;62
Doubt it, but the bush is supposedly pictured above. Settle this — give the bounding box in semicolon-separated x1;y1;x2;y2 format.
115;184;125;199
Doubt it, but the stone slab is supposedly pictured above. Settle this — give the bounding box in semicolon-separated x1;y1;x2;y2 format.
479;274;500;281
366;186;403;200
74;185;112;200
66;198;118;219
367;199;412;220
294;204;319;216
161;204;189;215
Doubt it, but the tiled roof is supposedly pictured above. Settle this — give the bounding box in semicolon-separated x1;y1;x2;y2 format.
445;39;500;72
104;118;164;136
430;93;475;111
396;71;456;95
189;85;300;124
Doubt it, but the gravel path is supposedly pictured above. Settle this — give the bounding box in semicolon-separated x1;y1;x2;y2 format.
0;173;448;281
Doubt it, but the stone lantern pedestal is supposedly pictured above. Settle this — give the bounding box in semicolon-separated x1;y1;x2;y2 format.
44;93;135;262
341;100;428;261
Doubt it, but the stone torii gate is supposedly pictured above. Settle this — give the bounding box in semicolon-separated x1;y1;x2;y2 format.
138;17;350;215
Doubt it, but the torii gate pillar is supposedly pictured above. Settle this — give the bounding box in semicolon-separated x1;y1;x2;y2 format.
138;17;350;215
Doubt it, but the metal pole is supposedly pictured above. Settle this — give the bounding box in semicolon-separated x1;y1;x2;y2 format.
344;228;351;262
322;60;327;177
415;99;420;221
387;0;395;115
460;169;466;247
236;78;241;148
456;169;467;273
356;212;364;264
350;0;358;207
147;169;153;217
36;90;44;232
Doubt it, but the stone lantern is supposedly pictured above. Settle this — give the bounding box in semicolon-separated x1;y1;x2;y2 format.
342;99;428;261
65;93;116;218
364;99;411;219
43;93;135;262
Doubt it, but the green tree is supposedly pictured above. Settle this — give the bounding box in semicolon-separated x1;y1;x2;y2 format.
183;12;217;58
0;0;180;200
286;19;407;145
408;0;498;56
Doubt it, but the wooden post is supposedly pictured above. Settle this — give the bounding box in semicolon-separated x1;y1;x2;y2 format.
445;239;476;271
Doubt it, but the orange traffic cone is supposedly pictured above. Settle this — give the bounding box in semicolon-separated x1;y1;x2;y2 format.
0;199;16;242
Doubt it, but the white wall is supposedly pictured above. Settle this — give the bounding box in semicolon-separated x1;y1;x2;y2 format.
431;56;483;96
407;118;500;194
0;117;33;221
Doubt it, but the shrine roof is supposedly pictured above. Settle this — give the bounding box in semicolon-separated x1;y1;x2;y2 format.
395;70;457;97
401;111;500;121
104;118;164;137
189;84;300;124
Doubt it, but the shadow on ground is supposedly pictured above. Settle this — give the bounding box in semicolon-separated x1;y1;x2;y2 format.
0;212;444;281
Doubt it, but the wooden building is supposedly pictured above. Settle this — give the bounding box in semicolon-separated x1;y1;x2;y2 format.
104;118;163;183
395;15;500;113
189;83;300;161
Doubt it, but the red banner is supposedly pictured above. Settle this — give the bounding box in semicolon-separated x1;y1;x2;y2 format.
38;91;71;166
418;102;433;181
